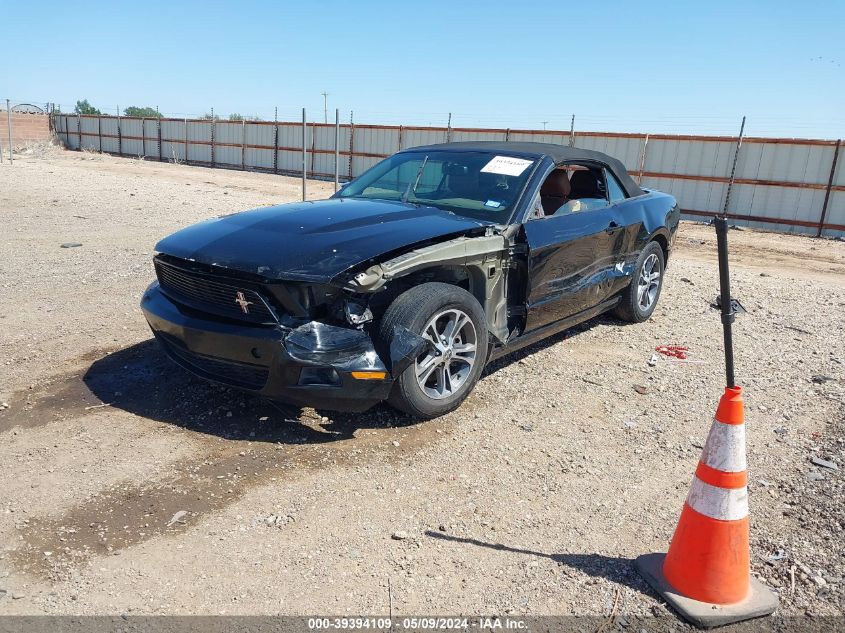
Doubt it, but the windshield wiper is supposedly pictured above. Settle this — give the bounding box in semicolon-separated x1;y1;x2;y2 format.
400;155;429;204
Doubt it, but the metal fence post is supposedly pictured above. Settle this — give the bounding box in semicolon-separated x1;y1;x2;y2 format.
97;115;102;152
334;108;340;191
157;106;162;162
723;116;746;216
241;118;246;170
816;139;841;238
302;107;307;201
141;117;146;156
6;99;13;162
310;122;317;176
505;128;510;142
446;112;452;143
569;114;575;147
637;134;650;185
117;106;123;156
398;124;404;151
77;114;82;150
184;117;189;163
210;107;215;168
347;110;354;180
273;107;279;174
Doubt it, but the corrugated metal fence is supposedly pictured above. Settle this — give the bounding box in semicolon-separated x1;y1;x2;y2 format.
51;113;844;238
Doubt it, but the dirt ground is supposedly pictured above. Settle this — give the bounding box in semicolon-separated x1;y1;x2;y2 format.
0;148;843;622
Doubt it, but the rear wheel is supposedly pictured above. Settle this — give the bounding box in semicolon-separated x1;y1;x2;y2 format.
379;283;488;419
613;241;665;322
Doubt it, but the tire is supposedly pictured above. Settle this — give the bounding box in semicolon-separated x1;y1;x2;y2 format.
379;282;488;419
613;241;665;323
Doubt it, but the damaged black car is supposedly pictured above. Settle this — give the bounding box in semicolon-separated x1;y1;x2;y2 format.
141;142;680;418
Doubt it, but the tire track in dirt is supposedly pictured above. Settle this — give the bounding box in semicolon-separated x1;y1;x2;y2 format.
2;341;454;579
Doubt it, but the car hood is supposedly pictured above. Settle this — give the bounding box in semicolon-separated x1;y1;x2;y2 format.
154;198;494;282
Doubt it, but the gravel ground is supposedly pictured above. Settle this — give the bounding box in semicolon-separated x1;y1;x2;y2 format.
0;148;843;623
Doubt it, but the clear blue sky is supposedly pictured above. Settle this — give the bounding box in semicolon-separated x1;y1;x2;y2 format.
2;0;843;138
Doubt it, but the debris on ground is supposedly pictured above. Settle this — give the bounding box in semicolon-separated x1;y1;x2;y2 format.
810;456;838;470
166;510;188;527
655;345;689;360
811;375;834;384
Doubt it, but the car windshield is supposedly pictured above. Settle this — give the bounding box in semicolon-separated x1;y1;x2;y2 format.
336;150;538;221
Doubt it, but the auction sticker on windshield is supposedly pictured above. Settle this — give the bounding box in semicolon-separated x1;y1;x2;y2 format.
480;155;533;177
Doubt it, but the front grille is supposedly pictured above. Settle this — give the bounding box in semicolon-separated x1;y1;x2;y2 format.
156;333;269;390
154;258;276;324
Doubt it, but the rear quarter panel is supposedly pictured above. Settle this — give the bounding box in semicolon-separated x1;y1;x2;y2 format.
631;189;680;255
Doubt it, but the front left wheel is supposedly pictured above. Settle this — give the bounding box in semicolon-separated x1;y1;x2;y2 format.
378;282;488;419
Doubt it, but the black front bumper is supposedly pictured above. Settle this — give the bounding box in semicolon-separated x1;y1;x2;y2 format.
141;282;399;412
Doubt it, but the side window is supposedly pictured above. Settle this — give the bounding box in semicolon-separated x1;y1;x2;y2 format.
605;170;627;203
532;164;617;220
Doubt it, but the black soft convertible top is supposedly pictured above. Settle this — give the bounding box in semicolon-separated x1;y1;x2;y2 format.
404;141;644;198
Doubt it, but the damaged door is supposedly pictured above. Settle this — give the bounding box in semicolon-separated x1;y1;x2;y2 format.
522;203;626;333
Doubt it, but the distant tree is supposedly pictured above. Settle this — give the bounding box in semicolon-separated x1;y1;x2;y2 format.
228;113;262;122
201;112;220;121
123;106;160;118
74;99;101;115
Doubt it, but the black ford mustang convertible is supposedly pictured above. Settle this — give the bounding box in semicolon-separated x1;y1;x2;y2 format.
142;142;680;418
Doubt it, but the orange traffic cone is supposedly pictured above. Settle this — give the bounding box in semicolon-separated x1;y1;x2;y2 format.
636;386;778;628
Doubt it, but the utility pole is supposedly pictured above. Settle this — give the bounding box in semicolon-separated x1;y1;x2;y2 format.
321;92;329;124
541;121;548;130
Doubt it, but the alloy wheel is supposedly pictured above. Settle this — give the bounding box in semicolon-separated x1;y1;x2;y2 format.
415;308;477;400
637;253;661;311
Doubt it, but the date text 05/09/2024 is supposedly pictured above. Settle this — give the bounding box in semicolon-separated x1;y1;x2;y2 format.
307;617;528;630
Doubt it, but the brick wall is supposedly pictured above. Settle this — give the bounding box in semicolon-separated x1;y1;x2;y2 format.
0;111;52;148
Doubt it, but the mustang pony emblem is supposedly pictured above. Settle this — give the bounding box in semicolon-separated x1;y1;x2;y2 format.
234;291;253;314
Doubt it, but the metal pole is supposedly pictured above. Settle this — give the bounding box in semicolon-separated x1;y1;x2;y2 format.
446;112;452;143
505;128;510;142
568;114;575;147
816;139;841;238
141;117;146;156
398;124;403;151
210;107;215;168
637;134;650;185
117;105;122;156
273;106;278;174
184;117;189;163
97;115;102;152
322;92;328;124
334;108;340;192
310;121;316;176
723;115;746;215
241;118;246;170
77;114;82;151
302;107;307;201
714;217;736;388
348;110;354;180
6;99;13;163
157;106;162;162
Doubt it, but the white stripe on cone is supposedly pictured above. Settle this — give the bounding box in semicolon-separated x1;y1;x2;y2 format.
701;419;747;473
686;477;749;521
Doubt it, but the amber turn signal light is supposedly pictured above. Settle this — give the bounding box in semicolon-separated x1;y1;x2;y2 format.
350;371;387;380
